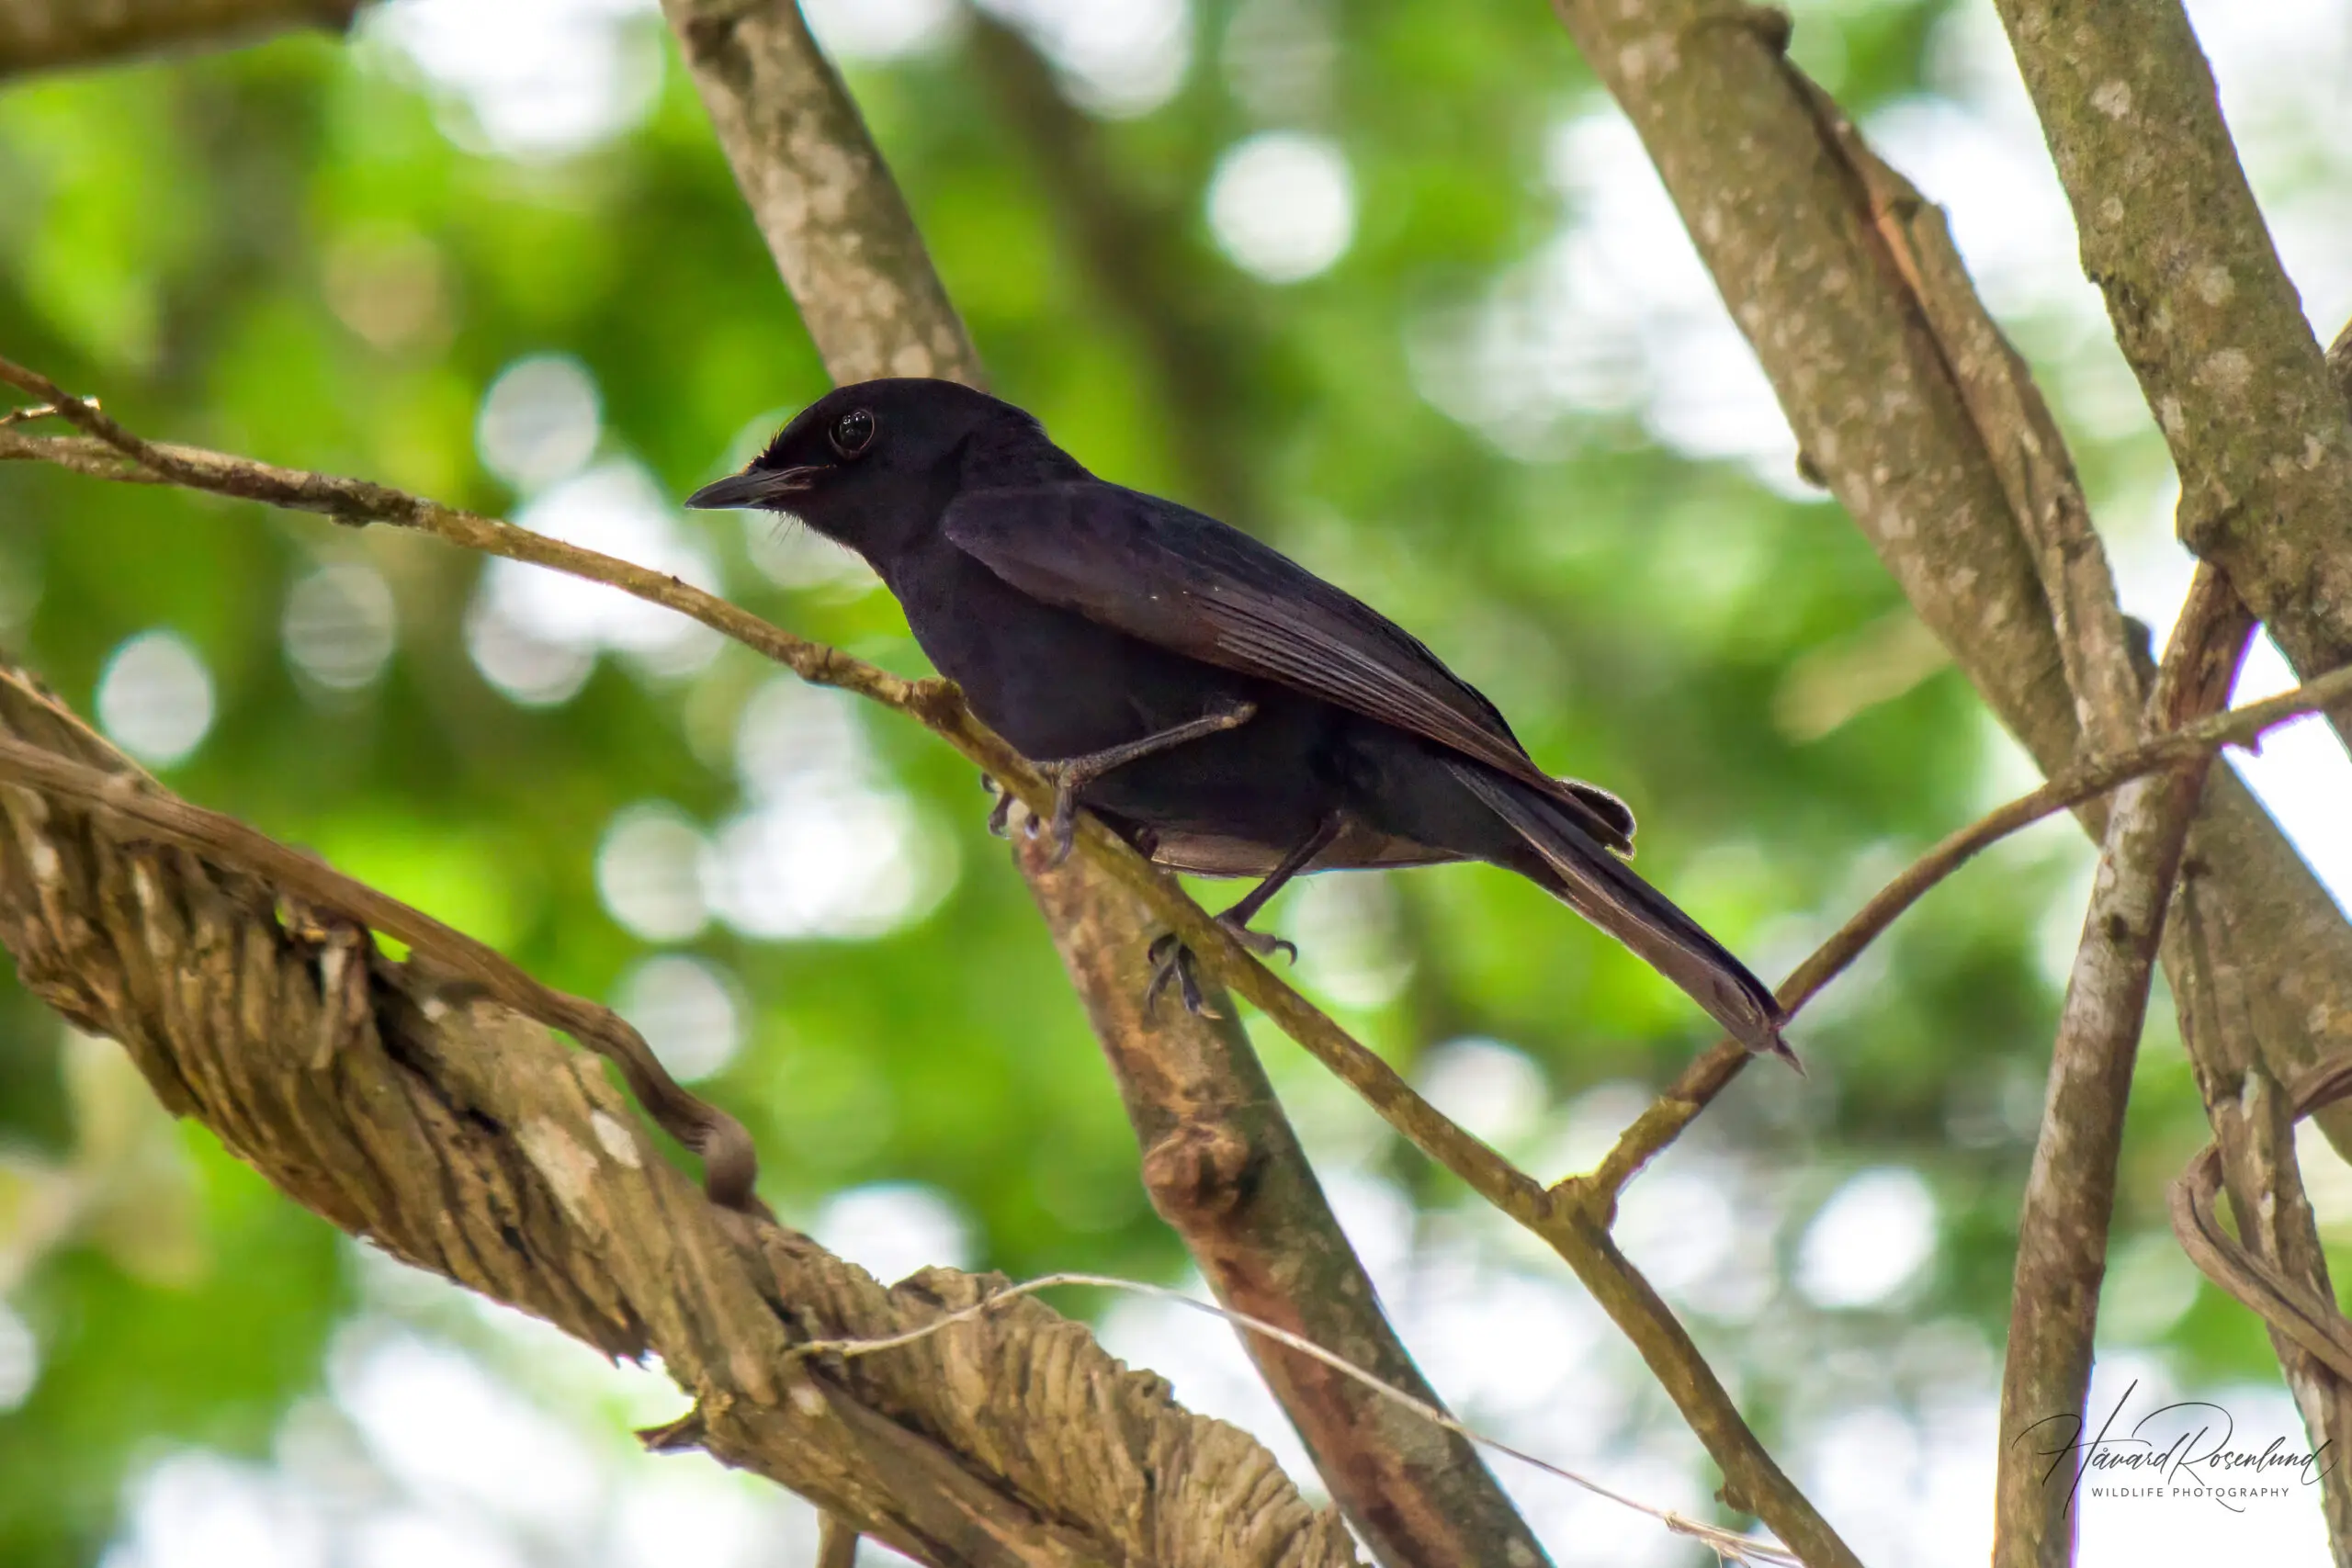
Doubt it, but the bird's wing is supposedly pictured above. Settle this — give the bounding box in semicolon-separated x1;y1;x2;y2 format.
942;483;1635;852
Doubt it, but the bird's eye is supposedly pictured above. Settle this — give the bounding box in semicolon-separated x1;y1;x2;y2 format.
829;408;876;458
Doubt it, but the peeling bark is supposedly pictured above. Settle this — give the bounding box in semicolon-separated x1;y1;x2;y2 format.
0;664;1361;1568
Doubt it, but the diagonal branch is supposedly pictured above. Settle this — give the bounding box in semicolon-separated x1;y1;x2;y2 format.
1572;645;2352;1200
0;659;1361;1568
1994;567;2253;1567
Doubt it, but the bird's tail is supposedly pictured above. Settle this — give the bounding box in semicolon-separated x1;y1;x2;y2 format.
1448;761;1794;1065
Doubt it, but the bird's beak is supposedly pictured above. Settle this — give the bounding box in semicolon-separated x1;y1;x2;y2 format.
684;464;830;510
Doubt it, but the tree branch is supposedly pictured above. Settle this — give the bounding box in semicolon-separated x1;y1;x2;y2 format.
649;8;1550;1562
2171;875;2352;1559
1573;644;2352;1200
2174;1052;2352;1393
1540;0;2352;1171
0;726;764;1211
1992;0;2352;747
1013;832;1549;1568
0;659;1361;1568
0;0;358;78
1994;567;2253;1566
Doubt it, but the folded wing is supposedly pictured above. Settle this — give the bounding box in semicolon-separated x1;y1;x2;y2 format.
943;483;1635;853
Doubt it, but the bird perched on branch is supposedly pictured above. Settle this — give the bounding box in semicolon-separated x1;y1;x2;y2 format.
689;379;1790;1062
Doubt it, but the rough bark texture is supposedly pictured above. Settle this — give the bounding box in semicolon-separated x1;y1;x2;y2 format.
1018;829;1552;1568
659;0;979;388
654;6;1545;1563
0;0;357;76
0;665;1360;1568
1993;0;2352;738
1994;576;2251;1567
1544;0;2352;1160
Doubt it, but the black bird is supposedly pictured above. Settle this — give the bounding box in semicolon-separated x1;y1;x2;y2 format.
688;379;1790;1059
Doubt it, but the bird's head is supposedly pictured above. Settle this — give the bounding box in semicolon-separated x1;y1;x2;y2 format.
684;378;1031;552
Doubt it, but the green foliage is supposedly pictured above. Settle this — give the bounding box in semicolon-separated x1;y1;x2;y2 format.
0;3;2333;1562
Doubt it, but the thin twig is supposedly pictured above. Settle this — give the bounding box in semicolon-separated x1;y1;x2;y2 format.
1574;616;2352;1201
791;1270;1801;1568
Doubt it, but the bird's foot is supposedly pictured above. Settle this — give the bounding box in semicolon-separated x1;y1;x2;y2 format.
1036;761;1084;867
1145;934;1212;1019
1144;919;1298;1020
980;773;1015;838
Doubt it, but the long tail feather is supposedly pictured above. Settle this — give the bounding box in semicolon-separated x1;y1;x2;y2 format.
1449;761;1792;1062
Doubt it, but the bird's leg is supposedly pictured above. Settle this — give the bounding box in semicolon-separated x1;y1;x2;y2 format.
980;772;1015;837
1037;698;1257;866
1147;814;1342;1018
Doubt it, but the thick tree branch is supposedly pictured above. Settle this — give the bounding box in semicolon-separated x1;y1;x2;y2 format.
0;727;764;1211
1017;832;1560;1568
649;8;1548;1563
1540;0;2352;1172
0;0;358;78
0;661;1361;1568
1993;0;2352;745
1994;569;2252;1567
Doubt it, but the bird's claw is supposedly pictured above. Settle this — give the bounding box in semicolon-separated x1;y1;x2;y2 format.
1226;924;1297;964
981;773;1014;838
1146;933;1217;1020
1038;762;1082;867
1143;918;1296;1021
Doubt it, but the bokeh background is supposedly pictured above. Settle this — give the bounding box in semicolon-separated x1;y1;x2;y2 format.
3;0;2351;1563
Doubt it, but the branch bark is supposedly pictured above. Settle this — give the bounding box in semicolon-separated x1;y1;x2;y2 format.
650;8;1546;1564
1994;569;2252;1567
0;661;1360;1568
1540;0;2352;1165
1016;834;1539;1568
0;0;358;77
1992;0;2352;743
